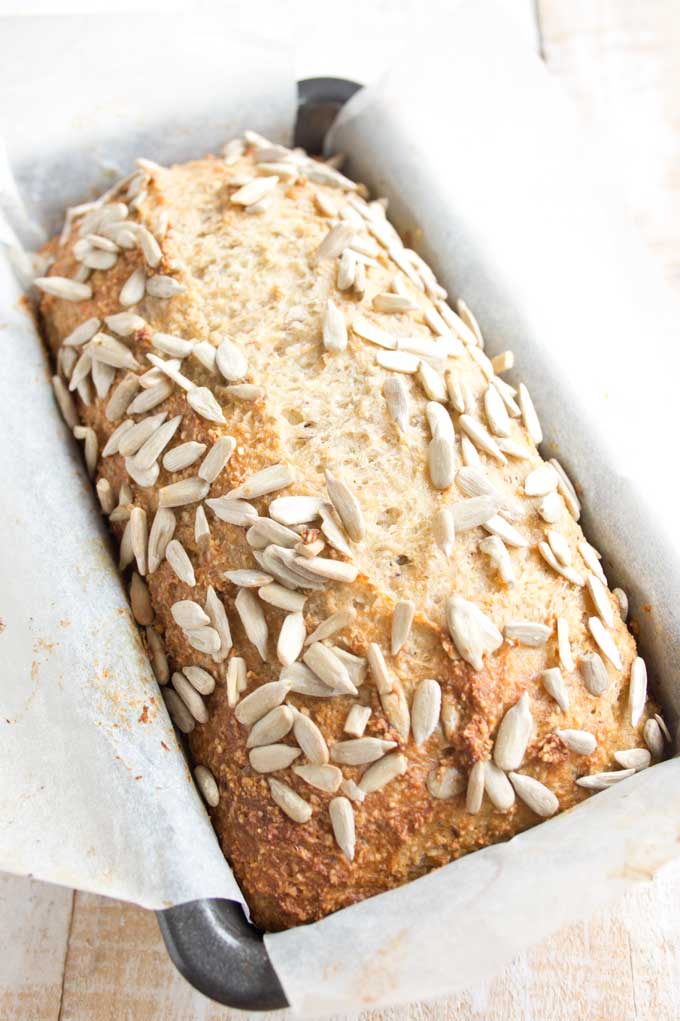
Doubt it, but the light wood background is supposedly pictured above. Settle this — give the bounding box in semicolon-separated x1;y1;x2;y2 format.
2;1;679;1018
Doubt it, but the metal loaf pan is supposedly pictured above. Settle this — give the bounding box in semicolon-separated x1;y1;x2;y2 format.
156;76;361;1011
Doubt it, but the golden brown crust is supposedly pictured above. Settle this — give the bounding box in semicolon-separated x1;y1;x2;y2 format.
37;145;658;932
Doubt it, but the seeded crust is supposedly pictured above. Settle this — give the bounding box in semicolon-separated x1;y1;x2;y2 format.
37;149;656;932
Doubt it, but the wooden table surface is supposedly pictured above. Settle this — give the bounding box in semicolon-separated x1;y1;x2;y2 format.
2;1;679;1018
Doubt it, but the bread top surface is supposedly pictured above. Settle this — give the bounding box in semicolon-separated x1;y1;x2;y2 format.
37;142;660;930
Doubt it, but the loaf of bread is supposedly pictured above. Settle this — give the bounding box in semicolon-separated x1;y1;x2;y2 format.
35;133;665;931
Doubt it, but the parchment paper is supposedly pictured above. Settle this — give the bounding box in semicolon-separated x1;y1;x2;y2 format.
1;4;680;1016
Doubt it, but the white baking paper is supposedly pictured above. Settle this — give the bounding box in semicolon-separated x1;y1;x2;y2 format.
0;13;295;909
1;4;680;1015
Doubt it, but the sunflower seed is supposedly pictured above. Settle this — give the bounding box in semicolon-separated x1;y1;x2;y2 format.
67;349;92;392
119;520;134;570
303;642;357;694
164;539;196;586
227;463;295;501
293;765;343;795
280;662;341;697
185;386;225;424
585;573;614;629
518;383;542;444
274;612;304;667
151;332;194;358
496;437;531;461
74;425;98;476
478;535;515;585
183;665;216;695
146;627;169;685
331;736;398;769
247;518;299;549
459;415;507;464
231;176;279;206
576;769;635;791
455;466;525;523
386;600;415;656
35;276;92;301
146;354;193;391
171;600;209;630
163;689;195;734
147;275;186;298
491;351;514;373
327;797;355;860
246;705;295;748
452;494;501;532
580;652;609;696
545;531;571;567
482;384;511;437
193;765;219;807
130;572;153;625
196;437;235;485
494;691;532;770
331;647;367;688
119;267;145;306
266;496;320;527
293;710;329;764
538;542;585;586
268;778;312;822
411;678;441;746
161;441;205;472
255;546;317;591
233;587;267;661
504;621;551;647
96;478;115;515
466;760;485;814
222;570;270;590
58;346;77;380
104;311;145;337
325;470;365;542
376;350;420;373
380;679;410;741
628;653;649;726
612;588;628;620
655;714;671;742
524;464;558;497
579;542;607;586
294;556;358;583
352;316;396;351
358;751;408;793
258;583;306;612
428;433;456;490
63;317;101;348
537;664;568;711
318;298;347;353
372;292;417;314
553;619;573;674
509;772;558;815
134;224;162;267
147;508;176;573
212;340;248;385
549;458;581;519
432;508;456;557
643;718;664;759
234;681;290;727
117;413;167;458
363;642;393;695
129;506;148;575
313;223;355;263
128;380;174;415
90;332;140;370
171;671;208;724
539;491;565;526
424;766;463;799
588;617;622;669
224;657;245;707
318;503;353;557
205;497;258;527
125;457;159;488
103;373;139;422
614;748;651;771
414;360;445;403
159;477;210;508
132;415;182;471
446;595;503;671
343;704;371;739
336;248;356;291
556;729;597;755
484;760;516;811
250;744;301;773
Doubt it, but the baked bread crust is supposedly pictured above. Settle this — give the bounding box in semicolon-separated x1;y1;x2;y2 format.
36;140;661;931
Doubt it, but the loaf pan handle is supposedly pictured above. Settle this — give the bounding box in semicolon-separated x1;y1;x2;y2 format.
157;899;287;1010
